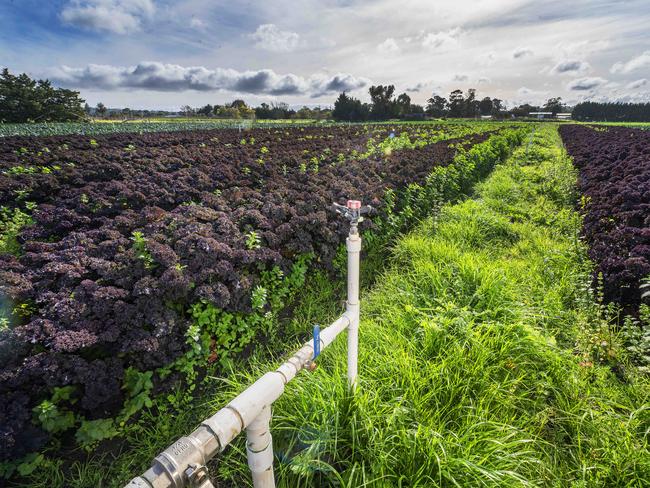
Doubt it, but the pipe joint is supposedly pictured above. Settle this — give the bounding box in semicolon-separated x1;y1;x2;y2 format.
246;437;274;472
228;373;284;428
151;435;206;488
346;235;361;252
201;407;241;453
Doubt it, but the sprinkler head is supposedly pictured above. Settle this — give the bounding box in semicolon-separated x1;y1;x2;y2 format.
333;200;373;235
347;200;361;210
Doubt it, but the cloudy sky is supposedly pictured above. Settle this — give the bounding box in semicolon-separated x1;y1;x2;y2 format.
1;0;649;110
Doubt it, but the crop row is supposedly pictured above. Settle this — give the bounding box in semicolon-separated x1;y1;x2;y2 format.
0;122;522;462
559;125;650;310
0;119;485;139
0;119;322;138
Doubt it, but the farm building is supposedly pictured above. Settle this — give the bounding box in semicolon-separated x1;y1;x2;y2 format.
528;111;554;119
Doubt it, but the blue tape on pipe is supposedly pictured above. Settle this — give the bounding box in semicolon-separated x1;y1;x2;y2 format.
313;325;321;359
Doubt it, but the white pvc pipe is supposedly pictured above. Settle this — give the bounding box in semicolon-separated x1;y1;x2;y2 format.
126;313;352;488
346;232;361;389
246;405;275;488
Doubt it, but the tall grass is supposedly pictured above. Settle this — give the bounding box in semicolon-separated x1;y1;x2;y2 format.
208;125;649;487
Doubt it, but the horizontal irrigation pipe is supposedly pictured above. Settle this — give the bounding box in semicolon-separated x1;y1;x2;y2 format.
126;200;372;488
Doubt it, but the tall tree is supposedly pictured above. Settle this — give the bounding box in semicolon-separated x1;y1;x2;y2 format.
96;102;107;117
368;84;396;119
180;105;194;116
465;88;479;117
395;93;411;117
197;104;214;116
448;89;465;118
543;97;564;115
491;98;503;117
332;92;369;121
478;97;493;116
426;95;448;117
510;103;538;117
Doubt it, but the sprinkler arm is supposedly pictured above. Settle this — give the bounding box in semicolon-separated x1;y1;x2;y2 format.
332;200;373;234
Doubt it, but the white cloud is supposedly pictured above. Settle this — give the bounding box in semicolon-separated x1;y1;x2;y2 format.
453;74;468;82
478;77;490;84
557;39;611;58
249;24;300;52
421;28;461;51
476;51;497;66
611;50;650;74
48;62;369;98
627;79;648;90
566;76;607;91
549;59;591;76
189;17;206;30
405;82;426;92
60;0;155;35
512;47;533;59
377;38;400;54
517;86;549;98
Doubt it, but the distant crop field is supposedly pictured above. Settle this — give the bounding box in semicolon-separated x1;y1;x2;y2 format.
0;118;517;138
587;121;650;129
0;118;329;138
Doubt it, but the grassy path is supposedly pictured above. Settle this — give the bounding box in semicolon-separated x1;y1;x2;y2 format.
211;124;649;486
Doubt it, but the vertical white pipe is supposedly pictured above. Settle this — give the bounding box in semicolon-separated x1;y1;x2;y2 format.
346;231;361;389
246;405;275;488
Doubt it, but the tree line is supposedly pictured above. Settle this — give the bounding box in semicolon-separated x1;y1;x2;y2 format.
90;100;332;120
179;101;331;120
332;86;576;121
0;68;86;123
571;101;650;122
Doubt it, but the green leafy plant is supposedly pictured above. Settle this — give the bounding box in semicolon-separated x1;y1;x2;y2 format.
75;419;119;449
32;386;77;434
0;204;34;255
0;453;44;479
130;231;155;269
251;285;268;309
245;230;262;250
119;368;154;424
30;385;77;443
